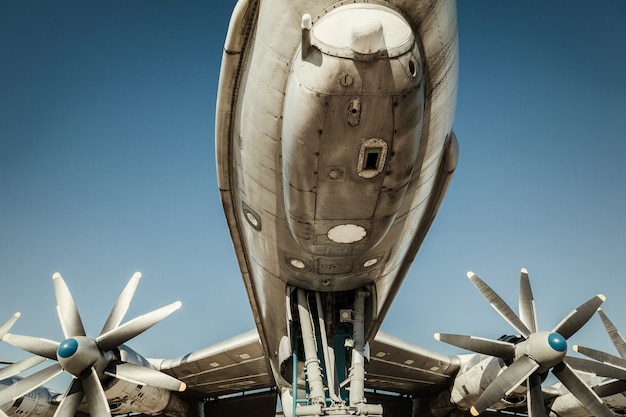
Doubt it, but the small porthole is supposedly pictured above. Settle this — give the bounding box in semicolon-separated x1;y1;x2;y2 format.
363;258;378;268
408;60;416;77
242;203;262;231
288;258;308;270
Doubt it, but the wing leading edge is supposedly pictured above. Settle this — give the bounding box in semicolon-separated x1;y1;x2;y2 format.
152;330;274;399
368;331;461;395
154;329;460;400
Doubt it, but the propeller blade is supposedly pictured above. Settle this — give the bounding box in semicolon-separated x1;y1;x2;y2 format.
53;379;84;417
81;367;111;417
2;333;59;359
0;313;20;337
594;379;626;398
0;363;63;406
435;333;515;361
573;344;626;370
526;372;545;417
96;301;181;352
0;356;47;380
106;362;186;391
552;361;614;417
53;273;86;338
597;308;626;359
552;294;605;340
468;272;531;338
470;355;539;416
518;269;538;334
100;272;142;336
566;355;626;380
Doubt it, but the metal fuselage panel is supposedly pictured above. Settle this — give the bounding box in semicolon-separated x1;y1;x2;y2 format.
216;0;458;387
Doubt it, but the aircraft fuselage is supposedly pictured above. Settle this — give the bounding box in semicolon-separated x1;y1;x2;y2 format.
216;0;458;412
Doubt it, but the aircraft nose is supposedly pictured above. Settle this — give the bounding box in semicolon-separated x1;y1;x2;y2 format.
57;338;79;358
548;332;567;352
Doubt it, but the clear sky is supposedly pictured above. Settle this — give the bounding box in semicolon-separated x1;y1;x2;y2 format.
1;1;625;393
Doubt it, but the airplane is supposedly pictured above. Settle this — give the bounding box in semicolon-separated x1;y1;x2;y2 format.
0;1;623;417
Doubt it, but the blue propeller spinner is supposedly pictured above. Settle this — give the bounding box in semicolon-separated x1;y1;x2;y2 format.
57;338;79;358
548;332;567;353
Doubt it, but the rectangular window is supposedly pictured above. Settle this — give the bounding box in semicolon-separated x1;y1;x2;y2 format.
363;147;382;170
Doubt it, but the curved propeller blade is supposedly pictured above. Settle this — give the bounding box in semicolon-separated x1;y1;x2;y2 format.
0;313;20;337
551;294;605;340
53;379;84;417
470;355;539;416
566;354;626;380
53;273;86;338
105;362;186;391
526;372;545;417
100;272;142;335
573;344;626;370
2;333;59;359
82;367;111;417
96;301;181;352
597;308;626;359
435;333;515;361
0;363;63;406
594;379;626;398
552;361;614;417
0;356;47;380
468;272;531;338
518;269;538;334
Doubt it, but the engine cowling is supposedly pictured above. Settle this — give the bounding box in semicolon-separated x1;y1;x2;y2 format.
0;381;56;417
99;345;188;417
427;355;528;417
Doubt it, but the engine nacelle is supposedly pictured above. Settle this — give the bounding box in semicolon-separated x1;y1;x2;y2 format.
427;355;527;417
97;344;188;417
101;377;186;417
549;374;626;417
0;381;56;417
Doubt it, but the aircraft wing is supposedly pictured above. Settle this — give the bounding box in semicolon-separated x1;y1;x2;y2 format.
153;330;274;399
368;331;460;395
154;329;459;399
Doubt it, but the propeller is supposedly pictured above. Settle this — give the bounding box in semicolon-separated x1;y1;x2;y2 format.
0;313;47;380
434;268;613;417
1;272;185;417
572;308;626;397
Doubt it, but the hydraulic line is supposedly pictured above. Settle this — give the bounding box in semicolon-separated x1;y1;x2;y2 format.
349;289;366;408
296;288;325;404
315;291;342;404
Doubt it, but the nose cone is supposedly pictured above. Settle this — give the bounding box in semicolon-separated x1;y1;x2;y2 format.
58;338;79;358
548;332;567;352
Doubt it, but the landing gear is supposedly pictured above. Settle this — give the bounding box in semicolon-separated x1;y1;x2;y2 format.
280;288;383;417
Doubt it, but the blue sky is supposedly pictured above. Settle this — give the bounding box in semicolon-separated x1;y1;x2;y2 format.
1;1;626;392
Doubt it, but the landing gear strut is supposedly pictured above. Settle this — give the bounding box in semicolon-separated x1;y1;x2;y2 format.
282;288;383;417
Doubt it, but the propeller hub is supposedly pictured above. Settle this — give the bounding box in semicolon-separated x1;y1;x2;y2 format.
521;331;567;370
58;338;79;358
547;332;567;352
56;336;106;377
